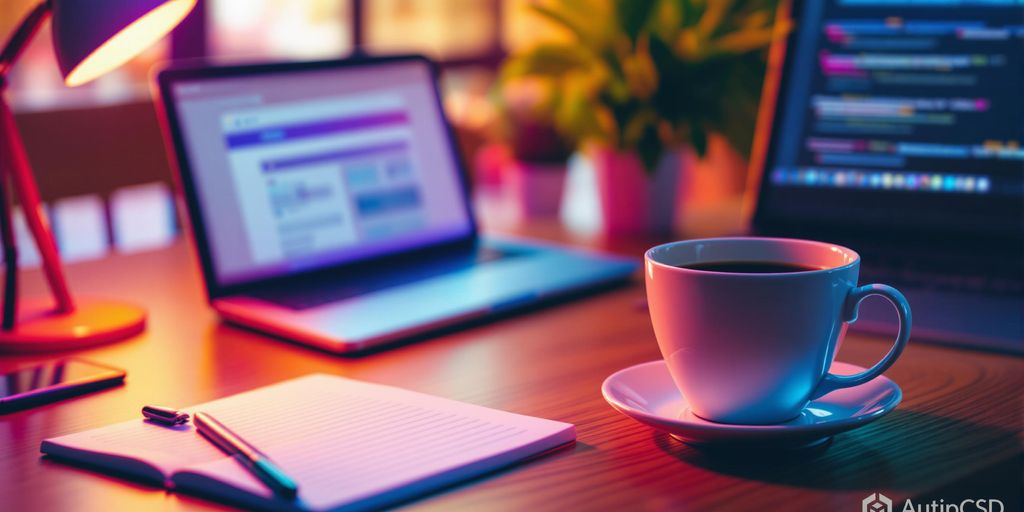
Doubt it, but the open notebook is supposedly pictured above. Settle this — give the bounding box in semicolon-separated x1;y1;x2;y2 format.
41;374;575;511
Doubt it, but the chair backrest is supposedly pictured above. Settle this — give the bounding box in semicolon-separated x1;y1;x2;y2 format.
14;100;173;202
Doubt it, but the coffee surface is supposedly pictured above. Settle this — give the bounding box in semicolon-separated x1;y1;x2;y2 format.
677;261;821;273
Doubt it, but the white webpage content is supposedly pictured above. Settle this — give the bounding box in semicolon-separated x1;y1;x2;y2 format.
173;62;473;285
222;93;429;266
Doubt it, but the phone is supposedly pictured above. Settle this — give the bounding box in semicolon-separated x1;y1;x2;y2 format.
0;358;126;413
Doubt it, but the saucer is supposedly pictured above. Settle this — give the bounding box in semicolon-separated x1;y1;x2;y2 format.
602;360;901;449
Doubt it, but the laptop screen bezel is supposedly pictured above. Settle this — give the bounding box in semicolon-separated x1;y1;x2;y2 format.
748;0;1023;248
155;55;479;299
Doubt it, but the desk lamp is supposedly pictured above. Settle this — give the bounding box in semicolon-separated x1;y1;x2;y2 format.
0;0;197;351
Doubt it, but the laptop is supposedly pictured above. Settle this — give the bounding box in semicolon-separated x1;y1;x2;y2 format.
155;55;636;353
749;1;1023;353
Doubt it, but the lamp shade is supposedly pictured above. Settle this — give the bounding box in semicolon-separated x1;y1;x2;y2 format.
52;0;197;87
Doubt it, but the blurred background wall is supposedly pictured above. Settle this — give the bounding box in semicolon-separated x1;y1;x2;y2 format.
1;0;770;259
3;0;592;196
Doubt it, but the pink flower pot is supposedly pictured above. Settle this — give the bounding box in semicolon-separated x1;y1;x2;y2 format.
503;160;567;220
562;147;683;237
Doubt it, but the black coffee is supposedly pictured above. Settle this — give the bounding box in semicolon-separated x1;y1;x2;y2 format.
677;261;821;273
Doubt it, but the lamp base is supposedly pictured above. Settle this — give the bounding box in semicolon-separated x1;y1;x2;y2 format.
0;297;146;352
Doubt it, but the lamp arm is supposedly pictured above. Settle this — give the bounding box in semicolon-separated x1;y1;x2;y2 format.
0;0;74;324
0;1;51;79
0;161;16;329
0;2;45;327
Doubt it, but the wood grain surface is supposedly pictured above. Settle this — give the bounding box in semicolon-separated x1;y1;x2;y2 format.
1;217;1021;511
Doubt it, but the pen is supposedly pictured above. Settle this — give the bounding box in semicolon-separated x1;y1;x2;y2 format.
193;411;299;500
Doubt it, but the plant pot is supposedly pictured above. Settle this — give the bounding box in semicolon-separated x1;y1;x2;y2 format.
503;159;567;220
561;146;683;237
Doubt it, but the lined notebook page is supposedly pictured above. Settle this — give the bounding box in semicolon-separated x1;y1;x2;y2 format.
43;374;575;511
40;415;224;477
179;375;574;510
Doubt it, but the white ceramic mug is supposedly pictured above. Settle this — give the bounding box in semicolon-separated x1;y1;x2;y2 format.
645;237;911;425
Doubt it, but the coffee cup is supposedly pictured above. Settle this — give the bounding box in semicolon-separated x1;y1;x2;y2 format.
644;237;911;425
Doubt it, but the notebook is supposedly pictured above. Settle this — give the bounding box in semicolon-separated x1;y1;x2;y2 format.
40;374;575;511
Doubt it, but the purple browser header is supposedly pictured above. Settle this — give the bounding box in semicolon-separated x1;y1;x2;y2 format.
262;141;409;172
225;111;409;149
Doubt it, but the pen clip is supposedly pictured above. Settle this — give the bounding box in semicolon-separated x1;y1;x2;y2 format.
142;405;191;426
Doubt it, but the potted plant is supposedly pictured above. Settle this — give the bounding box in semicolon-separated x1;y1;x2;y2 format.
501;0;782;235
497;78;574;220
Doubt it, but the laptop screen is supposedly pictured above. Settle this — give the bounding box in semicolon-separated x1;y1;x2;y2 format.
165;59;473;287
756;0;1023;239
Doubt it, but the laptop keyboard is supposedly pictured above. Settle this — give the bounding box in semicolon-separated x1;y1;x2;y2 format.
858;249;1024;297
247;246;520;310
861;266;1024;296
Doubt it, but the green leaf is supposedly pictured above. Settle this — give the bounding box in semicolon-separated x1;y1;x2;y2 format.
712;27;777;55
622;107;656;147
554;74;611;144
500;43;594;81
615;0;658;42
530;3;603;48
698;0;736;37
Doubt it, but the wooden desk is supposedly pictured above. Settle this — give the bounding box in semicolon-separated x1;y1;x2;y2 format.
2;223;1021;511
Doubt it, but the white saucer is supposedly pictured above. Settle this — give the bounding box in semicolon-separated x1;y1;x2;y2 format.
602;360;902;449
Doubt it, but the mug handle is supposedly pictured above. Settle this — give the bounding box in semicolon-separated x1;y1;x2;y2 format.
810;284;912;400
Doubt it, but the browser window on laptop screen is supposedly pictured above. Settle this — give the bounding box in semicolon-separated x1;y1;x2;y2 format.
757;0;1023;238
168;60;473;287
